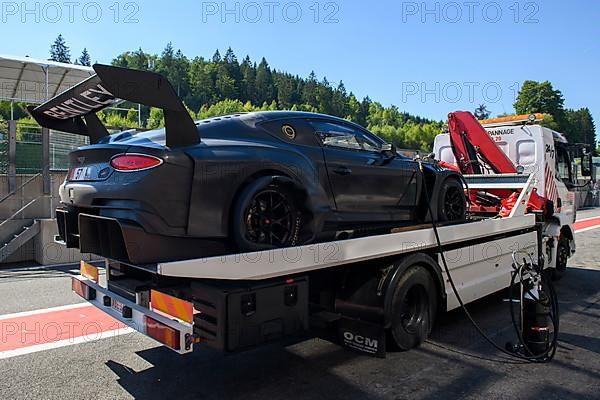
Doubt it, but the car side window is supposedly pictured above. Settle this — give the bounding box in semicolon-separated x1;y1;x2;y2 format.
310;120;381;152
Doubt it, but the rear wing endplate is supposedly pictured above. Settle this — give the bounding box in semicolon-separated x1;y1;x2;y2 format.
27;64;200;147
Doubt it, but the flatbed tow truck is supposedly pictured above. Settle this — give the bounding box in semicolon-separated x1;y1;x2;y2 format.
70;170;556;357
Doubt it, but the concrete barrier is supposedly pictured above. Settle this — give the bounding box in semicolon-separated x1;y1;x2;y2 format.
34;219;100;265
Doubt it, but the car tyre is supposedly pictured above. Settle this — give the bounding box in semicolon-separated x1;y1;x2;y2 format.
552;236;569;280
233;178;302;252
389;266;438;350
438;177;466;222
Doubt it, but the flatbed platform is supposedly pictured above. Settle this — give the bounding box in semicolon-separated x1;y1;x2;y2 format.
140;214;537;280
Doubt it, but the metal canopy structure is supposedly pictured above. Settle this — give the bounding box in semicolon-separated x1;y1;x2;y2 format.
0;55;93;194
0;54;94;105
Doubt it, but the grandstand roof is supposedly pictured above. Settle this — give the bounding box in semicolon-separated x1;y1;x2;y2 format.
0;54;94;104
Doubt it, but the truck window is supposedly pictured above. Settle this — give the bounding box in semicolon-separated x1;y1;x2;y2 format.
556;146;572;184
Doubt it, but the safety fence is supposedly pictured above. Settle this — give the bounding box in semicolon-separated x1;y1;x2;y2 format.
0;123;89;174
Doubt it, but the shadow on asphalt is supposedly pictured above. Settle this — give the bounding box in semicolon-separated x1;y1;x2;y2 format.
105;267;600;400
106;343;378;400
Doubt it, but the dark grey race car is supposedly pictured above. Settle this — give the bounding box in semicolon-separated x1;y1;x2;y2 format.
28;65;466;264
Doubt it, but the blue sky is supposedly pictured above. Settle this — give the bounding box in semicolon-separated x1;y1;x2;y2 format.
2;0;599;131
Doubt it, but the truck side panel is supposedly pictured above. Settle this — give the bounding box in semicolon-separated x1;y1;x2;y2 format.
443;231;538;310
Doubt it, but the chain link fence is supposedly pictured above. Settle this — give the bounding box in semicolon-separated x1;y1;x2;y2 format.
0;128;6;175
0;123;90;175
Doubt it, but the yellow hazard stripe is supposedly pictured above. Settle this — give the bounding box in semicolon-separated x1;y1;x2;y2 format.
80;261;98;283
150;290;193;323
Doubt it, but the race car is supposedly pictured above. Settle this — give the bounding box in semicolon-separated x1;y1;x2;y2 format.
28;65;466;264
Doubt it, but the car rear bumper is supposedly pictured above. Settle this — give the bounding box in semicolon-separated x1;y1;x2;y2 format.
56;208;227;264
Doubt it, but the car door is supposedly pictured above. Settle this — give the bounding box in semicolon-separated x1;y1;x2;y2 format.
308;119;419;217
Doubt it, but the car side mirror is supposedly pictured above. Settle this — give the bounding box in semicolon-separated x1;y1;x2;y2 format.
380;143;396;158
581;153;592;177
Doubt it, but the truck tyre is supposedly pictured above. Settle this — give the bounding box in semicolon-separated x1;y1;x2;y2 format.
438;177;466;222
233;178;302;252
389;266;438;350
552;236;569;281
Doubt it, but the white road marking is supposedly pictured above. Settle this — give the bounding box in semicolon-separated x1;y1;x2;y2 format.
0;303;90;321
575;226;600;234
575;215;600;223
0;327;134;360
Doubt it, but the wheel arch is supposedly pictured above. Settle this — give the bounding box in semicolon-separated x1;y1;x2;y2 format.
225;169;325;243
417;167;463;221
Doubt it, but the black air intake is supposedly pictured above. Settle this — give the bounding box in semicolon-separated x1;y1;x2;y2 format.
79;214;130;262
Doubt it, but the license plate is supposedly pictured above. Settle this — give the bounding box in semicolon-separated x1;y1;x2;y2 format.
111;299;125;314
70;167;90;181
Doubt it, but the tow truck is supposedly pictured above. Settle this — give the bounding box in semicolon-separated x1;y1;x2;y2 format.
69;112;563;358
434;112;593;278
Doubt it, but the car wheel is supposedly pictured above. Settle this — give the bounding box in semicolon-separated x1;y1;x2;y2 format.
552;236;569;280
438;177;466;222
233;179;301;252
389;266;438;350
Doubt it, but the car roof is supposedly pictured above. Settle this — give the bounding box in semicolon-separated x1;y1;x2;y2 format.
196;111;365;130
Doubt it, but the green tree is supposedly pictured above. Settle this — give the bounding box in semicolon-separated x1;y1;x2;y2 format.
345;93;361;123
332;81;348;117
316;77;333;114
514;81;565;125
147;107;165;129
255;58;274;104
474;104;491;120
49;34;71;63
563;108;596;146
215;66;237;100
240;56;256;103
212;49;222;63
77;48;91;66
276;74;294;109
302;71;318;108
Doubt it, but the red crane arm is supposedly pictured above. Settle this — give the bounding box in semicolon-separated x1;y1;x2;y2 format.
447;111;517;174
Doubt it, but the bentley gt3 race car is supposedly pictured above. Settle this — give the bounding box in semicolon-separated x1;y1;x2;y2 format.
28;65;466;264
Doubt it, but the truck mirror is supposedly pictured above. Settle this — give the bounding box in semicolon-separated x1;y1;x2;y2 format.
581;153;592;177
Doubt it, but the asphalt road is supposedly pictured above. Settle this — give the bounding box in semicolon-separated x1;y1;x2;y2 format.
0;210;599;400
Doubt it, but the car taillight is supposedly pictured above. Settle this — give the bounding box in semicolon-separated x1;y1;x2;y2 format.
110;154;163;171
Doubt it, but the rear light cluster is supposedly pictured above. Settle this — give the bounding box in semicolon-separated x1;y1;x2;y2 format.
110;154;163;171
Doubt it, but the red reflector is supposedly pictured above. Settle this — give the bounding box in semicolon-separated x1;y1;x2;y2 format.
145;316;181;350
72;278;96;300
110;154;162;171
285;278;295;284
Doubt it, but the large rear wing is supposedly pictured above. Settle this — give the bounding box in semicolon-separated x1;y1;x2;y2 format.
27;64;200;147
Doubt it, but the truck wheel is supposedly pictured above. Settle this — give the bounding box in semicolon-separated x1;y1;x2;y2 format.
233;178;302;252
552;236;569;281
438;177;466;222
389;266;438;350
